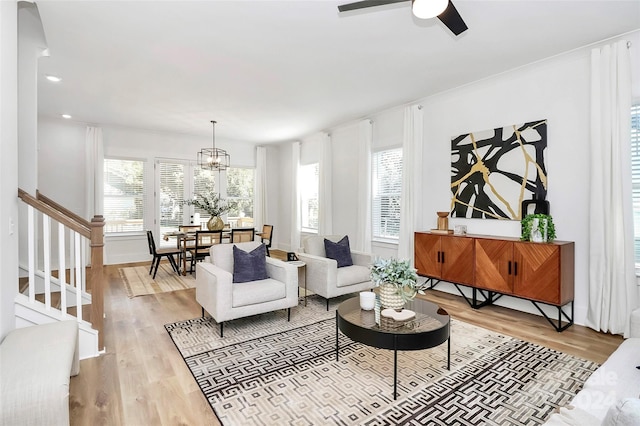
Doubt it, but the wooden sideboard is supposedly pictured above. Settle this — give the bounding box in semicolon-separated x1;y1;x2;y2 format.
414;231;575;331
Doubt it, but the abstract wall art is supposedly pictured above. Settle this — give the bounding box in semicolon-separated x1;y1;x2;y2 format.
450;119;547;220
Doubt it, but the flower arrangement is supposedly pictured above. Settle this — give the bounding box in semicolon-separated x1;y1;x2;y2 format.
370;257;424;302
180;186;232;218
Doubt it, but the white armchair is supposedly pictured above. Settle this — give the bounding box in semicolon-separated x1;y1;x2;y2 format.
196;241;299;337
297;235;374;310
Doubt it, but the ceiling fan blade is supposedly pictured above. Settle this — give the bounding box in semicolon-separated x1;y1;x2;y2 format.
437;0;468;35
338;0;408;13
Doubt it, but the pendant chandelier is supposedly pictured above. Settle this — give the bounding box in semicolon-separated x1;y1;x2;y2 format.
197;120;230;171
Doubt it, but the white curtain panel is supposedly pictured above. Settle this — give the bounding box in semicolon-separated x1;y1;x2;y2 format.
318;132;333;235
356;120;372;253
291;142;301;252
587;40;637;337
398;105;424;263
254;146;267;231
85;126;103;218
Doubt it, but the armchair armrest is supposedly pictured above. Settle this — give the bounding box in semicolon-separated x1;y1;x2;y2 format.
195;262;233;320
296;252;337;295
350;250;372;267
266;257;298;296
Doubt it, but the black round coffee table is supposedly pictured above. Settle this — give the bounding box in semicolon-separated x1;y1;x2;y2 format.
336;296;450;400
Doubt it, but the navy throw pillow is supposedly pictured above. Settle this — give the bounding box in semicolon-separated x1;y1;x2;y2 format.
324;236;353;268
232;244;268;283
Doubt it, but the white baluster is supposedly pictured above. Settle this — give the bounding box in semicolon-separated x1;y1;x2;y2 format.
28;205;35;303
81;238;87;293
69;231;75;288
75;232;82;322
43;215;51;309
58;222;67;317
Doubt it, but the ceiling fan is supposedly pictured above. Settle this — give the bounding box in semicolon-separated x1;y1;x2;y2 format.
337;0;468;36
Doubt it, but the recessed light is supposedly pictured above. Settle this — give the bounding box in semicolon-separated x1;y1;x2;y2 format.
46;75;62;82
61;114;72;119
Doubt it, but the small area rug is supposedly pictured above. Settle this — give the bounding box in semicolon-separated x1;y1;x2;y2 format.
119;263;195;298
165;296;598;425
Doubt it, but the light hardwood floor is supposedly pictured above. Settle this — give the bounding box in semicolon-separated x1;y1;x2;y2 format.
69;257;623;425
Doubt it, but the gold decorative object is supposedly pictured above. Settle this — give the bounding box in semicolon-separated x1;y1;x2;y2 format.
207;216;224;231
431;211;453;234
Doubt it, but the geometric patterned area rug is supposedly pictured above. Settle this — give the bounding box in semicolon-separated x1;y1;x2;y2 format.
165;295;598;425
119;263;195;298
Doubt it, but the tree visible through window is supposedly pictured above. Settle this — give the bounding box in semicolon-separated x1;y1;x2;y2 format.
104;158;145;233
372;148;402;240
227;168;254;224
300;163;319;232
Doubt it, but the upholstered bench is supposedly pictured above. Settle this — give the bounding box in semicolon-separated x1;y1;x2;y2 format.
544;308;640;425
0;320;80;426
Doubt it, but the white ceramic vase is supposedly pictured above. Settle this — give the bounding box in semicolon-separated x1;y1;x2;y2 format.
378;283;405;311
530;218;548;243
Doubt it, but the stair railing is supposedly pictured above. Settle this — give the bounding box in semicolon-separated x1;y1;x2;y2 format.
18;189;105;350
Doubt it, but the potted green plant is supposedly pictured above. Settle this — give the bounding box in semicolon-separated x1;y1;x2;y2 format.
370;258;424;310
180;185;234;231
521;213;556;243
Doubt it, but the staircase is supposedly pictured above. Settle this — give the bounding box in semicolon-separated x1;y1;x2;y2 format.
16;189;105;359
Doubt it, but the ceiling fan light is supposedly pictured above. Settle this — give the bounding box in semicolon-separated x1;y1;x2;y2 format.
412;0;448;19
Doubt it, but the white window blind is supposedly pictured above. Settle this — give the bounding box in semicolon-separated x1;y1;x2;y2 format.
227;168;255;223
158;161;185;234
103;158;145;233
300;163;319;231
372;148;402;240
631;104;640;264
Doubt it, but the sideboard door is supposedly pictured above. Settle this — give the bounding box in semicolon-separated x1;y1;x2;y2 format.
513;242;561;304
440;236;474;285
415;233;441;278
474;238;514;294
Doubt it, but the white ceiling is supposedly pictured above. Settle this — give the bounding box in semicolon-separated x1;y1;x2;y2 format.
35;0;640;144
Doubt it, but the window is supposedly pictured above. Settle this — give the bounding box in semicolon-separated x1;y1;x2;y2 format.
103;158;145;233
372;148;402;240
300;163;319;232
227;168;254;226
631;104;640;264
158;161;185;234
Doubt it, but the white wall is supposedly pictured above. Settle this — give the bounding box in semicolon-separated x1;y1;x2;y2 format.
418;32;640;324
38;119;259;265
419;45;593;322
275;31;639;327
0;0;19;340
38;118;86;216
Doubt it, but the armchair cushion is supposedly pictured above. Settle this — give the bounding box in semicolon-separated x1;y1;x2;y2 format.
324;236;353;268
233;244;268;283
337;265;370;288
233;278;287;308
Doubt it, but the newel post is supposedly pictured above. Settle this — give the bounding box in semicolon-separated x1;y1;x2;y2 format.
90;215;105;351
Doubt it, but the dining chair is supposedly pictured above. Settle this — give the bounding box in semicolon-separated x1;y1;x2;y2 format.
230;228;255;243
146;230;181;279
177;224;201;274
257;224;274;256
190;230;223;274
